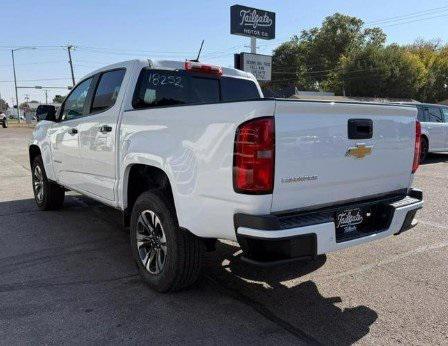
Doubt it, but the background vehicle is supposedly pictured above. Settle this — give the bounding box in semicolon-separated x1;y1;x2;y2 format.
1;112;7;128
29;59;423;292
400;103;448;162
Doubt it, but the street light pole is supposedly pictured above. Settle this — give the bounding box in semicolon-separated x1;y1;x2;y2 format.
11;50;20;123
11;47;36;124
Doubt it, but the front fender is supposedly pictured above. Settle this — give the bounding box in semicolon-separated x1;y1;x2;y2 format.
29;121;56;181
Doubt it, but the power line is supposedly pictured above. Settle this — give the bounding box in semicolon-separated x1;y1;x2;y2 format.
77;45;194;55
0;77;71;83
0;60;67;67
270;66;389;84
380;13;448;28
366;5;448;25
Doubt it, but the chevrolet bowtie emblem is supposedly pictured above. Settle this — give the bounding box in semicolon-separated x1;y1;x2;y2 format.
346;144;373;159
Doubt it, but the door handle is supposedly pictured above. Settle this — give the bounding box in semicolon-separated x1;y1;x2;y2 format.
99;125;112;134
68;128;78;135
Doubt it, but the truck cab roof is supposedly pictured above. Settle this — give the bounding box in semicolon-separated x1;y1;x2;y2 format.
82;59;255;82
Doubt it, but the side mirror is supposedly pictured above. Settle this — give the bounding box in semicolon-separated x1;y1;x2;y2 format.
36;105;57;122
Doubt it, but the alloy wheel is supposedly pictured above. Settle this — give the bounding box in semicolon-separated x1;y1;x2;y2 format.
33;165;44;203
136;210;167;275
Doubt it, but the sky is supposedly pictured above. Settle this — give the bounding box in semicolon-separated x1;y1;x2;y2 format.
1;0;448;104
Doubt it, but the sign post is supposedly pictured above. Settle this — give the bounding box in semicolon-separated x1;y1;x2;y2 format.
230;5;275;81
250;37;257;54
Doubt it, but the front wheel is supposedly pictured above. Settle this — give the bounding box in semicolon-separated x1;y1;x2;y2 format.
32;156;65;210
130;191;204;292
1;119;6;128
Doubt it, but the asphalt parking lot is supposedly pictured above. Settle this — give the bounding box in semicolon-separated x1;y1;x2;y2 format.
1;127;447;345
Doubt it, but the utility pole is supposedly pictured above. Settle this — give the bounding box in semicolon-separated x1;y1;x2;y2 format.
45;90;48;104
67;45;76;87
11;49;20;123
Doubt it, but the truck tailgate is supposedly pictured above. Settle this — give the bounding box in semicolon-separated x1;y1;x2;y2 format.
272;100;417;212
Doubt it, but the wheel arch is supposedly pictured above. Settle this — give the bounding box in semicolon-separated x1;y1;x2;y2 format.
29;145;42;167
421;134;429;151
123;163;177;226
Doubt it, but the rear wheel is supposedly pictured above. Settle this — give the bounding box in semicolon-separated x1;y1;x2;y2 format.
32;156;65;210
130;191;204;292
420;137;428;164
1;119;6;128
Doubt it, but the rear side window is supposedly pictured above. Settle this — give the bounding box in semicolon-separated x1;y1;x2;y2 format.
92;69;126;112
425;107;443;123
221;77;260;102
132;69;260;109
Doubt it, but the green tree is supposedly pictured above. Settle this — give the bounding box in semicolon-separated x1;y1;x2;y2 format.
19;102;30;111
338;45;426;99
269;40;315;90
53;95;65;103
270;13;386;91
425;48;448;103
406;40;448;102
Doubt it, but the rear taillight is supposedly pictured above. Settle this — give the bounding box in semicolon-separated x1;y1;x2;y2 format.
233;117;275;194
412;120;421;173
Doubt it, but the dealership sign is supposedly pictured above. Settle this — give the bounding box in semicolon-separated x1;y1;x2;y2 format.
230;5;276;40
236;53;272;81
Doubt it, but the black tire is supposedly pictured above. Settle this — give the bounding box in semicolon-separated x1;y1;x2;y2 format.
31;156;65;210
1;119;6;128
130;191;204;292
420;137;428;164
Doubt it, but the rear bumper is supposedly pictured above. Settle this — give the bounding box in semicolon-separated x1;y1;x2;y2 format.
235;189;423;265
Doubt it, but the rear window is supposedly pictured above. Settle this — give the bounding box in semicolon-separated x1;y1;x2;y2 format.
132;69;260;109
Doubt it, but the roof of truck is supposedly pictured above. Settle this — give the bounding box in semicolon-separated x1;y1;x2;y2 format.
396;102;448;109
148;59;254;79
82;59;255;81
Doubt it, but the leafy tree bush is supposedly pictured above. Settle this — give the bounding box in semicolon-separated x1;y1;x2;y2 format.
271;14;448;102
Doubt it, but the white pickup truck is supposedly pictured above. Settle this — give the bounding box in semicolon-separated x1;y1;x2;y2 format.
30;59;423;292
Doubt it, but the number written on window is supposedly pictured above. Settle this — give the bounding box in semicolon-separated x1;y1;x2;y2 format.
147;73;183;88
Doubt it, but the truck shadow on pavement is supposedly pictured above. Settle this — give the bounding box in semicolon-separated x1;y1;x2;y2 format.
205;241;378;345
0;195;377;345
422;153;448;165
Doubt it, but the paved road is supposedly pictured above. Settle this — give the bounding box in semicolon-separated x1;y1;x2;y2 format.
1;127;447;344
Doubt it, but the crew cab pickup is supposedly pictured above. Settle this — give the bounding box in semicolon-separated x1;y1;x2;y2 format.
30;59;423;292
